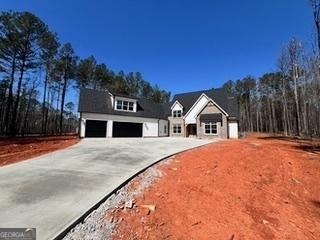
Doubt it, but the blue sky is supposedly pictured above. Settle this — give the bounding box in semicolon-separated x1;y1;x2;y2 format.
0;0;314;98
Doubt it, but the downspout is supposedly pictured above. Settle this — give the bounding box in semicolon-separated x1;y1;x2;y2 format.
79;112;82;138
227;117;229;139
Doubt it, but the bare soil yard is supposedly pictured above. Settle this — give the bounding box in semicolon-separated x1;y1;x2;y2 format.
0;135;79;167
109;134;320;240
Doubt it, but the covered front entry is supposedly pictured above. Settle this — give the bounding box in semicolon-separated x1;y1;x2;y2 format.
186;124;197;137
113;121;143;137
85;120;107;137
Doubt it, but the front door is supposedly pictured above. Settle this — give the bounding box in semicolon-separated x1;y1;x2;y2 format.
186;124;197;137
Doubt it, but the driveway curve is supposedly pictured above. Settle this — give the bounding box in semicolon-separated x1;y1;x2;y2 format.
0;137;214;239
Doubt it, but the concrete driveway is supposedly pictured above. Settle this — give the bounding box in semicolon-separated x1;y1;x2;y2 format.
0;137;214;239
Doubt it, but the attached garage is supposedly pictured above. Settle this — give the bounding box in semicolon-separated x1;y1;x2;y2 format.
113;121;143;137
85;120;107;137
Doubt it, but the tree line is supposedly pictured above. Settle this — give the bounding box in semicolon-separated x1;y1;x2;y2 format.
222;1;320;137
0;11;171;136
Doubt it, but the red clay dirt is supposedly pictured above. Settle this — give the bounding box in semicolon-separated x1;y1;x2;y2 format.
0;135;80;167
111;134;320;240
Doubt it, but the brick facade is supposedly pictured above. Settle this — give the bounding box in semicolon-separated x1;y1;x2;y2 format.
168;117;185;137
196;102;228;139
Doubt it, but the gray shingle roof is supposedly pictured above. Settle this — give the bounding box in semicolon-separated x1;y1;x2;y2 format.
78;88;168;119
78;88;113;114
171;88;239;119
78;87;239;120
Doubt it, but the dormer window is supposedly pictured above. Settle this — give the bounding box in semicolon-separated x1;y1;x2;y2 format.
116;99;135;112
128;102;134;111
170;100;183;118
173;110;182;118
116;100;122;110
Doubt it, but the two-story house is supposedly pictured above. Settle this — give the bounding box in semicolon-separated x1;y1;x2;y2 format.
78;88;239;139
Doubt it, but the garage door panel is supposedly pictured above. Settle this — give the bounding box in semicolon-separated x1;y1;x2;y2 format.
85;120;107;137
113;122;142;137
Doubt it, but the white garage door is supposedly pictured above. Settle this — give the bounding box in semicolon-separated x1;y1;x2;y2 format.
228;122;239;139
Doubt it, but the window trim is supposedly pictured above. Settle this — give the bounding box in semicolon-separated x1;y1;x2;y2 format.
173;110;182;118
115;99;135;112
116;100;123;110
203;122;218;135
123;101;128;110
128;102;134;111
173;124;182;134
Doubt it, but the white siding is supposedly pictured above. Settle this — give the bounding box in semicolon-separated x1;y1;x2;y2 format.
107;120;113;137
81;112;166;137
80;118;86;137
184;94;209;124
159;119;169;136
228;122;239;139
143;122;158;137
171;102;183;116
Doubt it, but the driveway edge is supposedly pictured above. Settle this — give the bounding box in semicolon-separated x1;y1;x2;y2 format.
53;141;215;240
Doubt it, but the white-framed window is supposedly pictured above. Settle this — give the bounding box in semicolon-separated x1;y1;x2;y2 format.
116;100;135;112
173;110;182;118
116;100;123;110
204;122;218;135
128;102;134;111
173;124;182;133
123;101;128;110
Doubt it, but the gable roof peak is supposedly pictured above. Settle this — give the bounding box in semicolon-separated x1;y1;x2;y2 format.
171;87;237;118
170;100;184;109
